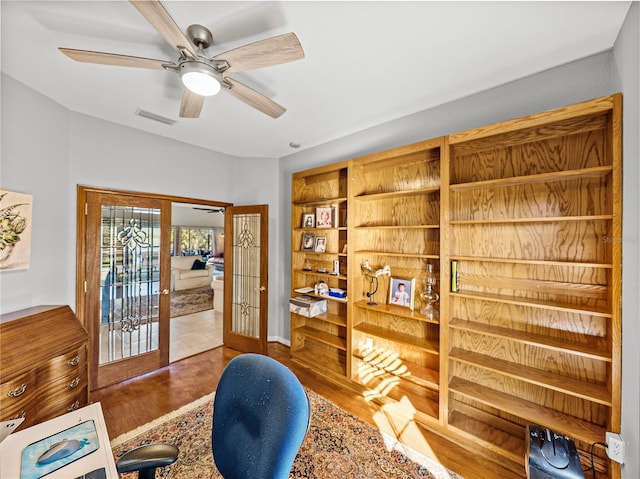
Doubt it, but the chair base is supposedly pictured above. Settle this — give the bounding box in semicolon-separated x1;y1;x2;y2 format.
116;443;179;479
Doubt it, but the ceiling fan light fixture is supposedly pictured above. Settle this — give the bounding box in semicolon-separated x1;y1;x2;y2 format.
180;62;220;96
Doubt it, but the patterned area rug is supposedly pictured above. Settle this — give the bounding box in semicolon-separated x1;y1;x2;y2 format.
170;286;213;318
111;389;462;479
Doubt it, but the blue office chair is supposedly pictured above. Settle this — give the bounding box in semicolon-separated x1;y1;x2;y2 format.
212;353;311;479
115;353;310;479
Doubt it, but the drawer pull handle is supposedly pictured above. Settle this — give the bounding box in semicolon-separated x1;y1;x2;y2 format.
68;377;80;388
67;400;80;412
8;384;27;398
67;355;80;366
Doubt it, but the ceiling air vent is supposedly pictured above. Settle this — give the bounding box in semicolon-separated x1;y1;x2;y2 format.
135;108;176;126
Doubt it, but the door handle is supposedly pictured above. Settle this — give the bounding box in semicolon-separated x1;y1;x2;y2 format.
257;286;266;292
158;289;170;295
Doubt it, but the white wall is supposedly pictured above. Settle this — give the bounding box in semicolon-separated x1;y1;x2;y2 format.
613;2;640;476
279;11;639;476
1;75;72;312
1;74;282;337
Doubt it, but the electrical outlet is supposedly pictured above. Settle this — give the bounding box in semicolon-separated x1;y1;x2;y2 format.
606;432;625;464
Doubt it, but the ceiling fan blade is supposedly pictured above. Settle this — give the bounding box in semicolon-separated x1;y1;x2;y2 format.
59;48;172;69
213;32;304;73
179;88;205;118
224;77;286;118
129;0;197;58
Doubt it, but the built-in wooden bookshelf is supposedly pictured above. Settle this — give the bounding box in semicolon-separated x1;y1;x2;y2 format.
349;138;444;424
444;94;622;479
290;161;350;380
289;94;622;478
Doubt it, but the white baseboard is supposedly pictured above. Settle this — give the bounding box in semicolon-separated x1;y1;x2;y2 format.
268;336;291;347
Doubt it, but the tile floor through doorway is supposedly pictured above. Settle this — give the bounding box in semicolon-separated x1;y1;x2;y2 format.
170;308;223;362
99;308;223;364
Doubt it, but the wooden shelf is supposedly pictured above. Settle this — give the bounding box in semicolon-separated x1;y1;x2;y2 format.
451;290;612;318
293;311;347;328
293;325;347;351
293;197;347;206
449;255;613;269
449;319;611;362
448;408;525;465
354;300;440;325
302;292;348;303
449;165;613;191
355;250;439;260
294;269;348;281
354;186;440;200
449;215;613;225
354;349;439;390
361;373;441;419
354;224;440;230
449;377;606;445
449;348;611;405
353;323;439;354
295;226;348;232
291;345;346;377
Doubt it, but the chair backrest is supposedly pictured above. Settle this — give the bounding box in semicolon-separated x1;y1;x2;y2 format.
212;354;310;479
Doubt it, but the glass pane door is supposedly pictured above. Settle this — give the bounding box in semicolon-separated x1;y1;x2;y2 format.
223;205;268;354
100;206;161;363
84;190;171;390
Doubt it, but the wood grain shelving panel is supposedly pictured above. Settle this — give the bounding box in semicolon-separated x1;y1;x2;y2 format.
449;348;611;405
451;290;612;317
355;250;439;260
449;214;612;225
291;346;346;377
354;186;440;200
449;377;605;445
354;300;440;325
293;197;347;207
353;323;439;354
353;349;439;390
449;318;611;361
450;255;612;269
449;165;612;191
294;325;347;351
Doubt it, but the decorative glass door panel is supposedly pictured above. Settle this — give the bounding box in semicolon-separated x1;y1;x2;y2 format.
231;213;261;338
84;190;171;389
224;205;268;354
100;206;161;363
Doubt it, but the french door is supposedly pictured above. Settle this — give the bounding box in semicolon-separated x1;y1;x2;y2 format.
81;189;171;389
223;205;269;354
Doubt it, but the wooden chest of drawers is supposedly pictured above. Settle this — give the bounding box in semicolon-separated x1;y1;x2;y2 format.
0;305;89;431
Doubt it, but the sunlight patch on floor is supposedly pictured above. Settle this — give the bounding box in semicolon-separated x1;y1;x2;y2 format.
356;343;449;473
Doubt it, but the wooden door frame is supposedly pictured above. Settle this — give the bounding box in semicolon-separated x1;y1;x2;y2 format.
76;185;231;390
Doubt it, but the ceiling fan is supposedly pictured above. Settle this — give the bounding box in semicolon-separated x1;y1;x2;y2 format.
58;0;304;119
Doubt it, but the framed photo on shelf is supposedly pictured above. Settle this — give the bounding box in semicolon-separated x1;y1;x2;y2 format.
314;236;327;253
301;213;315;228
389;277;416;310
301;233;315;251
315;207;334;228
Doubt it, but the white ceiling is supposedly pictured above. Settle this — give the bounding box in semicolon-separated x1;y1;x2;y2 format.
1;1;631;159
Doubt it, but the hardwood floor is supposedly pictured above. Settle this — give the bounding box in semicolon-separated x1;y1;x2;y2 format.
92;343;524;479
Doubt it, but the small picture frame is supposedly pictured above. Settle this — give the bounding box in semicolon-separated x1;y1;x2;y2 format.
302;213;315;228
315;207;334;228
314;236;327;253
389;277;416;310
301;233;315;251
